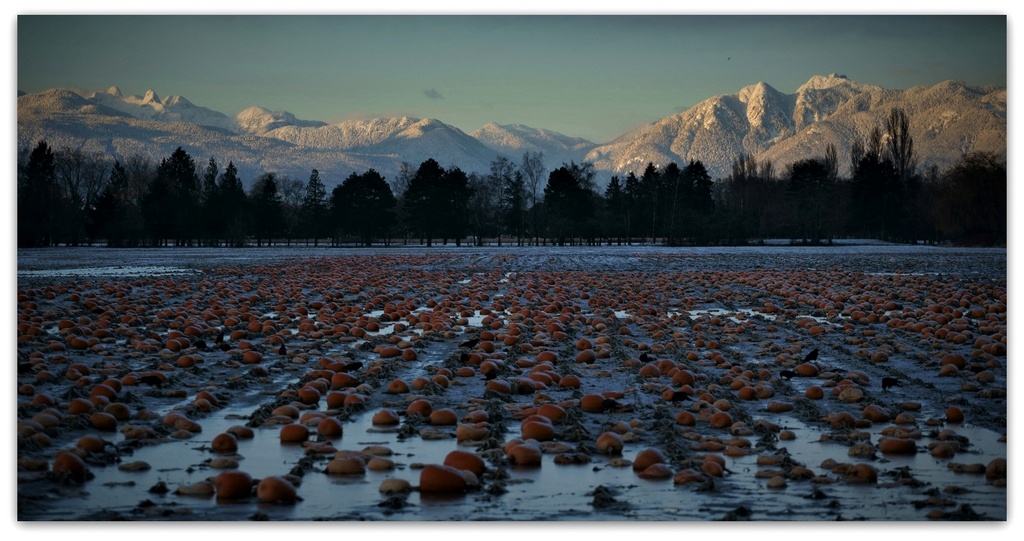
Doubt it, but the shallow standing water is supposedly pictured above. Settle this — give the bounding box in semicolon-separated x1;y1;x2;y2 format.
14;244;1009;522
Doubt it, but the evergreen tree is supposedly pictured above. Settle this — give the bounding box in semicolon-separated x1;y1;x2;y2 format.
141;168;175;246
403;159;447;246
603;175;627;245
18;141;58;247
683;160;714;244
661;162;687;245
622;172;641;244
200;157;219;245
785;158;831;243
638;162;660;242
502;170;528;246
439;166;472;246
249;173;284;246
331;169;396;246
300;169;329;245
218;162;248;247
145;147;200;245
543;162;596;245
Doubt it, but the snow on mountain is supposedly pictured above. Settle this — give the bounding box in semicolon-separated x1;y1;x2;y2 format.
586;74;1005;179
17;88;132;119
263;116;503;175
82;87;238;132
17;89;500;186
470;122;596;170
17;75;1006;188
235;106;328;134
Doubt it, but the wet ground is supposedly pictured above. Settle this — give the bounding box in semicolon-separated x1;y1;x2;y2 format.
13;244;1009;522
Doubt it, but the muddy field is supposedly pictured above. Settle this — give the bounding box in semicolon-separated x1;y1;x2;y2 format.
13;244;1008;522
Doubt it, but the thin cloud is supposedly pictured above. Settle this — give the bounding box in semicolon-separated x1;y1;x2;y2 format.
424;88;443;100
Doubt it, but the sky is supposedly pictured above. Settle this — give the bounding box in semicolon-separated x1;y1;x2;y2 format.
13;9;1008;144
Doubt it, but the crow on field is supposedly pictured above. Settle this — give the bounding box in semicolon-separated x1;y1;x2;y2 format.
602;398;621;412
665;390;692;403
215;329;225;344
802;348;819;363
342;361;363;372
640;352;654;364
482;367;498;381
881;377;901;391
278;342;287;356
459;337;480;349
139;374;165;387
780;370;798;380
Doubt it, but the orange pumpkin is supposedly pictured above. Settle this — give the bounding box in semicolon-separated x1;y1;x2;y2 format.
215;470;253;500
256;476;297;504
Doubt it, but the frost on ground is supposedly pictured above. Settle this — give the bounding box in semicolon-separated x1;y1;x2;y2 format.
15;245;1007;521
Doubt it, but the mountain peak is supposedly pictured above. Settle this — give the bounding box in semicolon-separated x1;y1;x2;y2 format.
106;86;122;98
738;81;781;102
142;89;160;105
798;73;854;92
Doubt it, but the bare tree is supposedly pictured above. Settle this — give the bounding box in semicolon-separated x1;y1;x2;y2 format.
122;153;155;206
885;107;917;184
520;151;546;245
55;146;110;244
277;175;305;245
392;161;416;244
55;146;110;211
824;143;839;182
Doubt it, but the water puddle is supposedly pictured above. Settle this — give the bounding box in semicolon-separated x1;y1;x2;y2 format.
18;265;201;278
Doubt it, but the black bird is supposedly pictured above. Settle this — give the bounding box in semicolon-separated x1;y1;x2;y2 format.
666;390;692;403
193;338;208;350
139;374;165;387
278;342;287;355
459;352;471;363
779;370;798;380
215;329;225;344
639;352;654;364
459;337;480;349
342;361;363;372
881;377;901;391
482;368;498;381
602;398;621;413
802;348;819;363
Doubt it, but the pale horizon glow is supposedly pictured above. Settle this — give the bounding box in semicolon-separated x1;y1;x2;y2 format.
16;14;1007;143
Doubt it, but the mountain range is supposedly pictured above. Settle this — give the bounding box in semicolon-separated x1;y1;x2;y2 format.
17;74;1006;189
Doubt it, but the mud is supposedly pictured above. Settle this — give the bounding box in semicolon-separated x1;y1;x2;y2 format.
14;244;1008;521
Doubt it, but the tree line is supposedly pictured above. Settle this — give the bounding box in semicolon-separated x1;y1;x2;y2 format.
17;108;1006;248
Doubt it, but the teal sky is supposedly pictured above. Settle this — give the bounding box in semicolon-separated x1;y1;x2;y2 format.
16;14;1007;143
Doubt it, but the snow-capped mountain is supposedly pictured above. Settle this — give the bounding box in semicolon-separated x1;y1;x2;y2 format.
470;123;595;168
84;86;239;132
17;88;504;185
235;106;328;134
17;74;1006;188
586;73;1005;179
